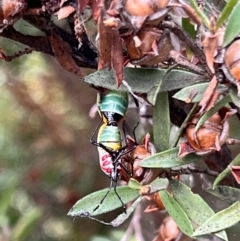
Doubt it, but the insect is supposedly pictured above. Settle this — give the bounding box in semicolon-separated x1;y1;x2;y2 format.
90;89;137;211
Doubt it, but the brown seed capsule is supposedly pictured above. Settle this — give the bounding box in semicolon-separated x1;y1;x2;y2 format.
179;107;237;158
144;192;165;212
124;27;172;65
153;216;180;241
121;134;162;185
0;0;27;31
224;39;240;81
186;113;223;151
124;0;169;16
222;39;240;96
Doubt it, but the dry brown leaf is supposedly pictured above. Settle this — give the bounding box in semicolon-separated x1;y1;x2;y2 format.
198;75;218;114
97;11;112;70
202;32;218;74
49;30;84;77
106;0;122;16
91;0;103;22
230;166;240;184
56;5;76;20
78;0;90;13
111;30;124;86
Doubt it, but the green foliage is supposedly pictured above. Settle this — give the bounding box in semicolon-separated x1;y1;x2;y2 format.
173;83;228;103
213;153;240;188
223;1;240;46
84;68;207;94
68;186;140;217
207;186;240;204
193;202;240;236
216;0;238;30
170;180;228;240
153;92;170;152
160;190;193;236
139;147;202;168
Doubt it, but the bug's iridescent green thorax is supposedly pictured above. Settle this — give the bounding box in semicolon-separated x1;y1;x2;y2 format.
98;90;128;117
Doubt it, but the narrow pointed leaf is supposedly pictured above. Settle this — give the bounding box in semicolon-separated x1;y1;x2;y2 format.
84;68;207;93
189;0;210;29
173;83;228;103
149;178;169;193
216;0;238;30
193;201;240;236
160;190;193;236
213;153;240;188
68;186;139;217
139;147;202;168
195;95;231;132
128;178;141;189
170;180;228;241
206;186;240;204
111;197;143;227
223;2;240;47
153;92;170;152
182;18;196;39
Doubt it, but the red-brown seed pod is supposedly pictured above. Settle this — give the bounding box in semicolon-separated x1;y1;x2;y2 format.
152;216;180;241
144;192;165;213
222;39;240;96
124;0;169;16
0;0;27;31
124;27;172;65
121;134;163;185
179;107;237;158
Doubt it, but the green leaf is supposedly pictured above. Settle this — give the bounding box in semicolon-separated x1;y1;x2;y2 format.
153;92;170;152
189;0;210;29
68;186;140;217
195;94;231;131
128;178;141;189
0;170;21;215
216;0;238;30
230;86;240;108
193;201;240;236
223;1;240;47
213;153;240;188
170;180;228;241
160;190;193;236
182;18;196;39
148;178;169;193
111;197;143;227
11;208;42;241
84;68;207;94
173;83;228;103
206;186;240;204
139;147;202;168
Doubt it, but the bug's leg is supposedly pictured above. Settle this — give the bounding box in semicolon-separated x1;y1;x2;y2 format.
119;161;133;176
90;119;103;146
113;181;126;213
93;178;113;212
